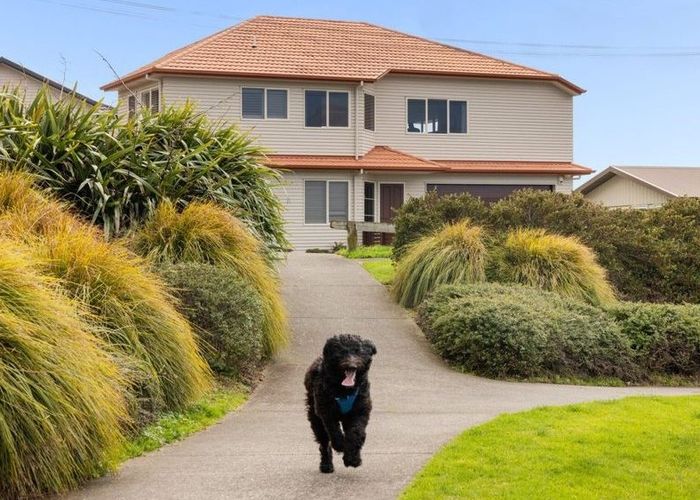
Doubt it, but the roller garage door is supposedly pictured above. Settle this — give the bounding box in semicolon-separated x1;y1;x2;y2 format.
427;184;553;203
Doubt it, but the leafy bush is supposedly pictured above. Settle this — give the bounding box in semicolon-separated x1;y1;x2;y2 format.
393;191;488;260
608;302;700;375
0;88;287;251
392;220;487;308
132;201;288;355
495;228;617;306
417;283;638;381
0;241;128;498
0;172;212;416
160;263;265;377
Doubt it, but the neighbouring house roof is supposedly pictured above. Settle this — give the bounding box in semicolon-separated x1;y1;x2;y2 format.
101;15;584;94
266;146;593;175
576;166;700;197
1;56;103;106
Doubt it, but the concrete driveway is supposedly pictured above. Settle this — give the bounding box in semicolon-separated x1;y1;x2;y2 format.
67;252;700;500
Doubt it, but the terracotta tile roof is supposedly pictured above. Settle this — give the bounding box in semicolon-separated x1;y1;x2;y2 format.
266;146;445;172
102;16;583;94
266;146;593;175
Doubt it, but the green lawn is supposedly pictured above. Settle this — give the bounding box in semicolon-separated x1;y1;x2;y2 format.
362;258;395;285
337;245;393;259
402;396;700;500
120;382;248;461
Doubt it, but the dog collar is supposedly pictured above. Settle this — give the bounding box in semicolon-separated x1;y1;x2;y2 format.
335;388;360;415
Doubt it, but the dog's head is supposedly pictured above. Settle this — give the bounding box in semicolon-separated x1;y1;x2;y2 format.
322;334;377;389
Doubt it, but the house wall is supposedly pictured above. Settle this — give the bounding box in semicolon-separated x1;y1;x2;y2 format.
0;63;67;103
119;74;573;161
278;169;571;249
371;74;573;161
583;174;671;208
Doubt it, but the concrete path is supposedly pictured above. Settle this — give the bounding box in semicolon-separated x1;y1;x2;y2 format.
68;253;700;500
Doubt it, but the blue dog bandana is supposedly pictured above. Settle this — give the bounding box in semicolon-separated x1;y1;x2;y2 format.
335;388;360;415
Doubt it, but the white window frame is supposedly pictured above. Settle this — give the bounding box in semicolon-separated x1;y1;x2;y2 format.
241;87;289;121
303;179;351;225
405;97;469;135
304;89;351;129
139;86;160;113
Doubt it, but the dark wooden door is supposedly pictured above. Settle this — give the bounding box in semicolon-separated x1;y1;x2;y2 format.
380;184;404;223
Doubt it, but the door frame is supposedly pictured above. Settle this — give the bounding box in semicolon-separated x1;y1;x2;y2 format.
378;182;405;223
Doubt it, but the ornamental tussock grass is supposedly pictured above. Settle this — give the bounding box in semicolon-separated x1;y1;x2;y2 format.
392;220;487;308
497;228;617;307
0;171;212;416
0;241;128;498
132;201;288;355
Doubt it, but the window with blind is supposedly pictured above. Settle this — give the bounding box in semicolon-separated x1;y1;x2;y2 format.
304;180;349;224
242;88;288;119
364;93;375;131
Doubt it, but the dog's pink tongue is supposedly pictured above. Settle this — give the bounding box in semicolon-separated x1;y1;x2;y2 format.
342;370;356;387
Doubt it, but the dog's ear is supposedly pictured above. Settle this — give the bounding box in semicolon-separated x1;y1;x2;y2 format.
363;339;377;356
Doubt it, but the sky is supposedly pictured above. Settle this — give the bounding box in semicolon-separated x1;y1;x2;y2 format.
2;0;700;183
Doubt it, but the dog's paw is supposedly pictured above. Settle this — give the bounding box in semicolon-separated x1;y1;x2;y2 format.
343;454;362;468
319;462;334;474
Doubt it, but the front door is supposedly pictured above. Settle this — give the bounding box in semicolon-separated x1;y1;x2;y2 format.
379;183;404;223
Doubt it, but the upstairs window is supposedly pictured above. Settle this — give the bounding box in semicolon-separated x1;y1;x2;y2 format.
140;87;159;113
407;98;467;134
364;93;375;131
305;90;349;127
242;88;287;119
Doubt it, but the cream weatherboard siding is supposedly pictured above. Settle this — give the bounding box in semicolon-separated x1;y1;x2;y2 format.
160;76;359;155
371;74;573;161
0;63;66;103
583;174;671;208
278;169;570;249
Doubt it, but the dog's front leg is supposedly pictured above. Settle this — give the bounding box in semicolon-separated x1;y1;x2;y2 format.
321;416;345;452
342;413;369;468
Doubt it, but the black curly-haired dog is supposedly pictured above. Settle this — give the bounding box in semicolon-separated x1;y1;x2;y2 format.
304;334;377;473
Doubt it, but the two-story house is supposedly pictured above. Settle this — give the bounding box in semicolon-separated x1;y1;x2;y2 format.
102;15;592;250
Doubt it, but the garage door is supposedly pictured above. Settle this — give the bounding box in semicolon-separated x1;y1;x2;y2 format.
426;184;553;203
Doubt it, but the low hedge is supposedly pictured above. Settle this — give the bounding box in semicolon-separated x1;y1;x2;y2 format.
160;263;266;378
417;283;638;381
607;302;700;376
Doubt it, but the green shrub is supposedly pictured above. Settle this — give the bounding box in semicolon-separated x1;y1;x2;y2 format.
418;283;637;380
608;302;700;375
392;220;487;308
495;228;617;306
132;201;288;355
392;191;488;260
160;263;265;378
0;88;287;251
0;173;212;416
0;241;128;498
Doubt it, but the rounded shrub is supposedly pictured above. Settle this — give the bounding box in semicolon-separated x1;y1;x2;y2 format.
607;302;700;375
417;283;638;381
0;173;212;416
160;262;266;378
0;241;128;498
495;228;617;306
132;201;288;355
392;220;487;308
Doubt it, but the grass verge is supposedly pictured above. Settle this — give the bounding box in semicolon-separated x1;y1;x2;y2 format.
401;396;700;499
362;258;395;285
337;245;392;259
120;380;248;461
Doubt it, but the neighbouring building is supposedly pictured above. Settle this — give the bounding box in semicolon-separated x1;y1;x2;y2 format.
102;15;592;250
576;166;700;209
1;56;100;106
